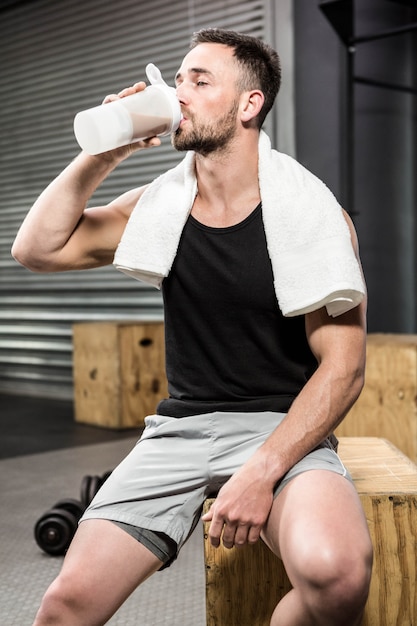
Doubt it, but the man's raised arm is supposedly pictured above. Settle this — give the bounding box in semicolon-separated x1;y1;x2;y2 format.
12;83;160;273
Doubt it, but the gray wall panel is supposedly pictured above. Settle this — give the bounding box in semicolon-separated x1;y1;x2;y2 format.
0;0;273;399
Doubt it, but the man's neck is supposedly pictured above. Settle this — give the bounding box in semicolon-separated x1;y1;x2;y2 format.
191;134;261;228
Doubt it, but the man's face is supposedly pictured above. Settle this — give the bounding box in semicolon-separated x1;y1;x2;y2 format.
172;43;241;155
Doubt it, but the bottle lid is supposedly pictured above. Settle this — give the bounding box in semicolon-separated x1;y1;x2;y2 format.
145;63;182;134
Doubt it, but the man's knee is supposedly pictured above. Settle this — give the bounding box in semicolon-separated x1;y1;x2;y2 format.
34;575;89;625
317;544;372;607
289;537;373;616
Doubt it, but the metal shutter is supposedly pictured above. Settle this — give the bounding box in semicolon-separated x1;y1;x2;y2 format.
0;0;278;399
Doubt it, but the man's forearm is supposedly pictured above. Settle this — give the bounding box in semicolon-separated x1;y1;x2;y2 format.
245;355;365;490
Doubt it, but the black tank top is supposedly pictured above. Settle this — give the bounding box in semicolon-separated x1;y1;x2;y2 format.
157;203;317;417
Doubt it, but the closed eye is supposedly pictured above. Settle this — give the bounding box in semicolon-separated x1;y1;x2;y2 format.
175;67;214;88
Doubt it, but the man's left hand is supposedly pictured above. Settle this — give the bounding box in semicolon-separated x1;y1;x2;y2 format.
201;467;274;549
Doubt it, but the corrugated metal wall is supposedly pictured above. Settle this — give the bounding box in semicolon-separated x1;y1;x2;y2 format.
0;0;276;399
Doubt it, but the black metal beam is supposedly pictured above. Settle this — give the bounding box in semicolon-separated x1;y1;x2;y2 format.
355;75;417;95
319;0;354;46
319;0;417;47
354;21;417;45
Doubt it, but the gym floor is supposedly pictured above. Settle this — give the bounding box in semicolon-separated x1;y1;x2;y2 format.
1;394;206;625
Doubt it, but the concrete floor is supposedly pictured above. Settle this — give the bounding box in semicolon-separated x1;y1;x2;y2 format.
1;395;206;625
1;394;138;460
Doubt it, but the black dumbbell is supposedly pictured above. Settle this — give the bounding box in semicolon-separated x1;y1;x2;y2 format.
34;498;85;556
80;470;113;508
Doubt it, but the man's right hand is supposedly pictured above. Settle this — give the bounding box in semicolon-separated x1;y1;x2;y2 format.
96;81;161;162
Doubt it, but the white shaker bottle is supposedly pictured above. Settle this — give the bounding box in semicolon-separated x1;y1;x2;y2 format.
73;64;181;155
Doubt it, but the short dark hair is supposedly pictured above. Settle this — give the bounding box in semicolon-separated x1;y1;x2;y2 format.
190;28;281;128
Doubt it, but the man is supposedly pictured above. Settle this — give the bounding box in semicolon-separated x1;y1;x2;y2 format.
13;28;372;626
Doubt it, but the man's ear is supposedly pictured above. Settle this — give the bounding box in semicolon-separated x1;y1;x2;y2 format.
240;90;265;123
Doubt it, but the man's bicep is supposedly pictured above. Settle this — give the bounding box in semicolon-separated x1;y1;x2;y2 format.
55;186;146;270
306;210;367;365
305;301;367;371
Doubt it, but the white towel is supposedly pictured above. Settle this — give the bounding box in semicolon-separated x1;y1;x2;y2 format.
114;131;365;317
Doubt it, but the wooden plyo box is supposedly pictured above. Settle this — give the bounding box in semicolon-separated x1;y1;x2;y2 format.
204;437;417;626
336;334;417;462
72;322;168;429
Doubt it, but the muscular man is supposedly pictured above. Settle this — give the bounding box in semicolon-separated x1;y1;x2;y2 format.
13;28;372;626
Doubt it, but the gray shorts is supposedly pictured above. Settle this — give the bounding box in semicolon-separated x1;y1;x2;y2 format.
81;411;352;568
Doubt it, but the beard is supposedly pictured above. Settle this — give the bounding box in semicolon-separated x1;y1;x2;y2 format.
172;101;239;156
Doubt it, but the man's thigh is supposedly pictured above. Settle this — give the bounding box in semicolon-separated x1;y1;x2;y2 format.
262;469;371;574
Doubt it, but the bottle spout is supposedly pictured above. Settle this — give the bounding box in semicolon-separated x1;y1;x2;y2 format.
144;62;182;133
146;63;168;86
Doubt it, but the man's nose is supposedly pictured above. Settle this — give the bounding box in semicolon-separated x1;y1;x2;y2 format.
176;82;190;104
